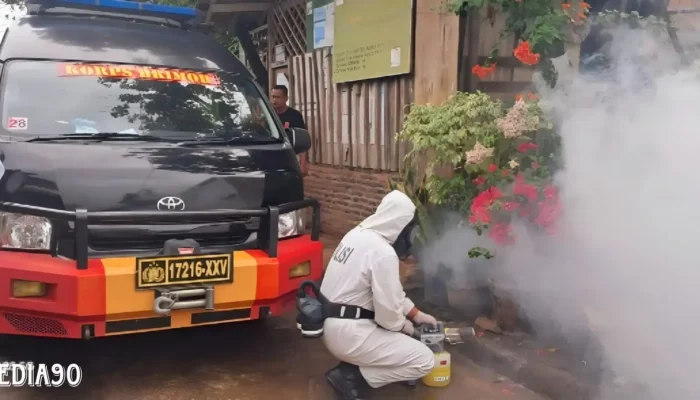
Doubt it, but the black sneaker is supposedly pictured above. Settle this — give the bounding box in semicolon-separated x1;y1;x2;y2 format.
325;362;371;400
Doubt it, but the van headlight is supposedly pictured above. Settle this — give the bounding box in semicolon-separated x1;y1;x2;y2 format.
278;210;305;239
0;213;52;250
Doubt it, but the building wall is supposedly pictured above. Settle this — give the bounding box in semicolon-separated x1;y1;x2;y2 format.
283;0;462;236
304;164;394;237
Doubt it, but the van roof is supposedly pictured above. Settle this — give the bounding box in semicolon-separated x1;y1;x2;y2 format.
0;14;253;76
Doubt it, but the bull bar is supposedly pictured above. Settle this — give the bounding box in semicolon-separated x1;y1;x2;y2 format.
0;198;321;270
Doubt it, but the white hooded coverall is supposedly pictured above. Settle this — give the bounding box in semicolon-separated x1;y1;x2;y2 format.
320;190;435;388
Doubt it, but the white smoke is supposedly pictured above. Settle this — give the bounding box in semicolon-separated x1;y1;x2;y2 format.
534;23;700;399
423;22;700;399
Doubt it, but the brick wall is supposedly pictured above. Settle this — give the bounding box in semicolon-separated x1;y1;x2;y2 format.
304;164;394;237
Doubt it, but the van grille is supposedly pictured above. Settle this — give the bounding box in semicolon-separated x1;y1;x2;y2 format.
3;313;68;336
88;232;251;251
54;218;257;253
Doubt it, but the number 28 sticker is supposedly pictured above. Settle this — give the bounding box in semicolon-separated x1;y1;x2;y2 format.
8;117;28;130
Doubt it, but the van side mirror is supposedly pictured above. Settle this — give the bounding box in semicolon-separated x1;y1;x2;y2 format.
285;127;311;155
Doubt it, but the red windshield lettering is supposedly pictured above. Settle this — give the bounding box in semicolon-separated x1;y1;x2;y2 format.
172;71;186;81
185;72;200;84
137;67;152;79
63;65;80;75
57;63;220;86
79;65;94;76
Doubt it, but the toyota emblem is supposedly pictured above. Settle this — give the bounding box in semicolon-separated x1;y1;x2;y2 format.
157;197;186;211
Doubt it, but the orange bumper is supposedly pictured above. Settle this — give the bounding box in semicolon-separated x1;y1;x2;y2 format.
0;235;322;339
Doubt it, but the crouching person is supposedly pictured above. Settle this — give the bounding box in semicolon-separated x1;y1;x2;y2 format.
320;190;439;399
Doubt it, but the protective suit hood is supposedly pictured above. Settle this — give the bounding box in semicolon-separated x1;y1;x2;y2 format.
358;190;416;244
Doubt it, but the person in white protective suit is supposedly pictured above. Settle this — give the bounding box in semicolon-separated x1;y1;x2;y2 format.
320;190;439;400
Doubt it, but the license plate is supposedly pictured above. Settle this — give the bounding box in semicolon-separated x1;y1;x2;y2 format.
135;253;233;289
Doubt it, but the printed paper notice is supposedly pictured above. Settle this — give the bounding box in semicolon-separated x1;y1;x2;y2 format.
390;47;401;68
336;0;343;5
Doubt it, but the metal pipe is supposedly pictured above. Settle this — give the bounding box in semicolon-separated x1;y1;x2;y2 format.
171;288;206;297
205;286;214;310
170;300;206;310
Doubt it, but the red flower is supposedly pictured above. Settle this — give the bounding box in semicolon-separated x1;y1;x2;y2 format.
472;176;486;185
502;169;511;177
469;208;491;225
517;142;538;152
489;223;515;245
513;174;539;202
534;185;562;234
534;198;562;230
513;41;540;66
469;187;503;225
502;201;520;212
543;185;559;200
473;187;502;205
517;92;538;101
488;164;498;173
472;63;496;79
531;161;540;169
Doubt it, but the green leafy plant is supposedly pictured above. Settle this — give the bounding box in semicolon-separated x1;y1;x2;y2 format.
397;92;504;214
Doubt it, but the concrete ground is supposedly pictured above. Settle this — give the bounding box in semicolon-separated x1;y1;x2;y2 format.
1;313;546;400
1;236;546;399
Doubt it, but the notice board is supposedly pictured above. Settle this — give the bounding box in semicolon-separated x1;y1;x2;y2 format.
332;0;414;84
306;0;335;52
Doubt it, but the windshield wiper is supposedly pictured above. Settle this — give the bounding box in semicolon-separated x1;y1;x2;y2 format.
24;133;181;143
177;136;280;147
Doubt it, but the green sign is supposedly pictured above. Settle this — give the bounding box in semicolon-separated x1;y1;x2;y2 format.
332;0;413;83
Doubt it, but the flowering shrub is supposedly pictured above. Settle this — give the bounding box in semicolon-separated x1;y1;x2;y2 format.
396;91;562;258
450;0;592;87
467;99;562;250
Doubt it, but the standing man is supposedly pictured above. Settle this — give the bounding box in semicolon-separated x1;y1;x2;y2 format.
270;84;308;177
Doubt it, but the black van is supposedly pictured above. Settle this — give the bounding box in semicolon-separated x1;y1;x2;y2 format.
0;0;323;339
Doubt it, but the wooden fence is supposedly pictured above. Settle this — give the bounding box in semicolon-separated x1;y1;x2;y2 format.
269;0;306;58
274;3;539;172
287;48;413;172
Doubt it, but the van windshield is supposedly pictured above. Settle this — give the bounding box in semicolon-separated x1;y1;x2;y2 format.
0;61;281;141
